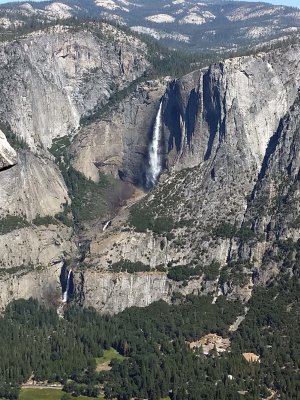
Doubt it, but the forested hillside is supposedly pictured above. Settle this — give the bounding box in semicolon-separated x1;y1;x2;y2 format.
0;0;299;52
1;269;300;399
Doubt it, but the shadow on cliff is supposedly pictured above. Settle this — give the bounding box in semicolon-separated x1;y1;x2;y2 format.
0;163;16;172
163;81;201;155
163;82;183;154
186;88;200;147
250;118;284;201
203;66;225;161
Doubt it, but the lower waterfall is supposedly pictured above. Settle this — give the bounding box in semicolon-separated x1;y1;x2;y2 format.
62;270;72;303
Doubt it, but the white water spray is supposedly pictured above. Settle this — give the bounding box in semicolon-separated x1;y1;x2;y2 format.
62;270;72;303
147;101;163;187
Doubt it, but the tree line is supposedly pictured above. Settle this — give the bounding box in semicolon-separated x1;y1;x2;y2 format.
3;271;300;399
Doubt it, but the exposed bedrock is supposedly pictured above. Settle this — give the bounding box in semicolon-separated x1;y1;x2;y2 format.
1;39;300;313
72;44;300;312
0;129;17;171
0;24;149;150
71;79;168;185
0;23;148;284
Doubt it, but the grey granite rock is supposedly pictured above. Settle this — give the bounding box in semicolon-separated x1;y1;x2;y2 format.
0;129;17;170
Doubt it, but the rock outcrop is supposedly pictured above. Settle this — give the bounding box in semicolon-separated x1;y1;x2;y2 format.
0;151;69;220
71;79;168;185
1;24;300;314
77;270;208;314
0;129;17;170
0;22;150;310
0;224;75;270
0;261;65;312
0;24;149;150
74;42;300;312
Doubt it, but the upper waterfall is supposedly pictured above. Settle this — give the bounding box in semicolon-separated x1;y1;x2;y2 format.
146;101;163;188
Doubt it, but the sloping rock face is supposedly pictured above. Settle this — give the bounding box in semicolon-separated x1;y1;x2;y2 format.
0;23;150;310
0;224;75;270
0;261;65;312
239;91;300;274
0;24;149;149
79;272;203;314
0;129;17;170
0;151;69;220
1;29;300;314
71;79;168;185
77;43;300;313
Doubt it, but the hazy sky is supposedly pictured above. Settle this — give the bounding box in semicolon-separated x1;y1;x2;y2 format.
0;0;298;6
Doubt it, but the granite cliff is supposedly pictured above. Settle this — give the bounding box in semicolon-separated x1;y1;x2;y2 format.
0;22;300;314
0;22;153;310
75;40;300;313
71;78;168;185
0;23;149;149
0;129;16;170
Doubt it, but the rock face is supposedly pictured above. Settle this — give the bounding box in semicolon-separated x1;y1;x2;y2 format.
240;91;300;273
0;225;75;270
149;45;300;239
0;261;64;312
158;44;300;242
1;24;300;315
75;42;300;312
0;151;69;220
81;272;171;313
163;46;300;171
0;130;17;170
0;24;149;149
71;79;168;185
0;22;150;310
77;270;207;314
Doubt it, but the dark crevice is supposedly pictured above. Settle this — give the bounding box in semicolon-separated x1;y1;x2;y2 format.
250;118;284;201
203;67;223;161
185;88;199;146
211;168;216;181
68;271;74;298
0;163;16;172
75;271;85;306
59;263;69;295
287;161;293;176
164;82;183;153
258;119;284;181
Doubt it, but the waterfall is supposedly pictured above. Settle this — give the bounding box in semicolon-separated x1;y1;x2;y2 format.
146;101;163;188
62;270;72;303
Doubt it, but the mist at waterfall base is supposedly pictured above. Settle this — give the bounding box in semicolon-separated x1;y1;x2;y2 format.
146;101;163;189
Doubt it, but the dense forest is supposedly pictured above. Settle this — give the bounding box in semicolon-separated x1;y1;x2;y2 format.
1;272;300;399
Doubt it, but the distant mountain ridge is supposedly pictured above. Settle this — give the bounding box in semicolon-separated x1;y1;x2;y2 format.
0;0;299;51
